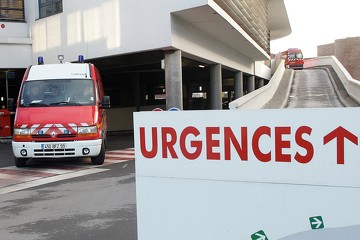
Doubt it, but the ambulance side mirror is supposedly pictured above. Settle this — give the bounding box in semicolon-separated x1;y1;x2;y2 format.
7;98;16;112
100;96;110;109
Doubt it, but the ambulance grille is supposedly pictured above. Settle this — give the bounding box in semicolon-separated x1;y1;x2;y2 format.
32;134;51;139
33;148;76;156
58;134;76;138
31;134;76;139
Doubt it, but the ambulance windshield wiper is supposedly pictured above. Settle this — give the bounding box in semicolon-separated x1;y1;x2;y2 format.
24;102;50;107
50;101;83;106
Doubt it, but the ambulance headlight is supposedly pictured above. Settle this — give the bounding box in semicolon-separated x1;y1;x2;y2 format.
13;128;31;140
78;126;97;135
13;128;31;136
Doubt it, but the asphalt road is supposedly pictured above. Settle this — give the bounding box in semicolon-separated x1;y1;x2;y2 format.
0;142;13;168
0;133;137;240
0;162;137;240
264;67;359;109
286;68;344;108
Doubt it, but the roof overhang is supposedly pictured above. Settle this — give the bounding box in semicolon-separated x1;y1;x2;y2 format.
172;0;291;61
172;4;269;61
268;0;292;40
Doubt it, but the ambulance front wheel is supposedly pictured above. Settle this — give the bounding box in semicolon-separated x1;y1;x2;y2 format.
15;157;28;168
91;142;105;165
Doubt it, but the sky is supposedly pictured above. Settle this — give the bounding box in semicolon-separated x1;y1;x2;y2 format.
270;0;360;58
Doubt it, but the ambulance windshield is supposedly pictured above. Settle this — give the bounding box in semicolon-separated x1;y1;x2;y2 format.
288;52;303;59
19;79;95;107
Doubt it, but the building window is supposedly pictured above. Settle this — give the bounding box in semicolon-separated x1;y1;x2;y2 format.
0;0;25;22
39;0;62;19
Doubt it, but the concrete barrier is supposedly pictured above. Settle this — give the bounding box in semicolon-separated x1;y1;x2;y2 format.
229;56;360;110
229;60;287;109
305;56;360;105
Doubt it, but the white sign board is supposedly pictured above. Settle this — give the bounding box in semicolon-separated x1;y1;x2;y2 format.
134;108;360;240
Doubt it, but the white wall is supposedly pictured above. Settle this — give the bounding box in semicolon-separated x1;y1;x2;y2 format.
171;14;255;74
26;0;212;64
0;22;32;68
24;0;267;74
29;0;125;63
0;44;32;68
0;22;28;38
255;61;271;79
2;0;271;76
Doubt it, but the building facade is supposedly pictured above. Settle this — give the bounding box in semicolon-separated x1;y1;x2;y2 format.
0;0;291;131
318;37;360;81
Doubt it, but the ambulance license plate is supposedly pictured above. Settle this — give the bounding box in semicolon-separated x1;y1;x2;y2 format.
42;143;66;150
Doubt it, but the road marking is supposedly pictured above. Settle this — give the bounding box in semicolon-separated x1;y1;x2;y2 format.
0;148;135;194
1;166;84;175
105;148;135;161
0;168;109;195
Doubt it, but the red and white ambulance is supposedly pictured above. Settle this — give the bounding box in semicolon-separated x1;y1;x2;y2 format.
277;48;304;70
9;56;110;167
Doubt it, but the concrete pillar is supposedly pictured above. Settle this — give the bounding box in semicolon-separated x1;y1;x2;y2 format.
234;71;243;99
258;78;265;88
165;50;183;110
210;64;222;110
247;75;255;93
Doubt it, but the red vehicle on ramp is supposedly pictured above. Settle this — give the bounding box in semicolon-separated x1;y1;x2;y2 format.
278;48;304;70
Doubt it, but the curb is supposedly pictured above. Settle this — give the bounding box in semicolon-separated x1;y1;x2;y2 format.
0;137;12;144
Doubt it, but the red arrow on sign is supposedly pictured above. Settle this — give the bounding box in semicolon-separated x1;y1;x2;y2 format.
323;126;358;164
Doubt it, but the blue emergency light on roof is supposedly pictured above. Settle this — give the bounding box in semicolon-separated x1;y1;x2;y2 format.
78;55;84;63
38;56;44;65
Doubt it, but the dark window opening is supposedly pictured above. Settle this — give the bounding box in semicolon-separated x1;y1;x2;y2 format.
39;0;62;19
